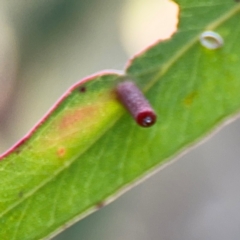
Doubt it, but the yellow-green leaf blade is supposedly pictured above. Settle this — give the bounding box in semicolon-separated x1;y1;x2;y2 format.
0;1;240;239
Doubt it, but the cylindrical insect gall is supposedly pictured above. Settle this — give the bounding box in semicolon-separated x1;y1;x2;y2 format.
116;81;157;127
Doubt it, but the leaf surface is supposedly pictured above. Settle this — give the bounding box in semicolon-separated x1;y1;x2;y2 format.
1;1;240;239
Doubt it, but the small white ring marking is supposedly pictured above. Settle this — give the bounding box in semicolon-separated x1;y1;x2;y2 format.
199;31;224;50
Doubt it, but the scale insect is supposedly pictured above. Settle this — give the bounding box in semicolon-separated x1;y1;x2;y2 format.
116;81;157;127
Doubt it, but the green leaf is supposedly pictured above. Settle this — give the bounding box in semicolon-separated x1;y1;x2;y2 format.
1;0;240;239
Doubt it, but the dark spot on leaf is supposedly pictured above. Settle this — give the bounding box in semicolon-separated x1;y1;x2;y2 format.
19;191;24;198
79;86;86;92
15;144;32;155
14;148;21;154
184;92;198;107
96;201;105;209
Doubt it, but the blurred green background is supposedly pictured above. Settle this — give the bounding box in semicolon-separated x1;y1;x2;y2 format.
1;0;240;239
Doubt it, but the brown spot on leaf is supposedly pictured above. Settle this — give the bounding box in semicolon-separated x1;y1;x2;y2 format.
183;91;198;107
14;148;21;154
96;201;105;209
57;147;66;157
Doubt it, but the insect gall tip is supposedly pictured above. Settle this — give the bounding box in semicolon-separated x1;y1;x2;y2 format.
137;111;157;127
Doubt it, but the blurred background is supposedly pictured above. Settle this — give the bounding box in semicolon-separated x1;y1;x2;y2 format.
0;0;240;239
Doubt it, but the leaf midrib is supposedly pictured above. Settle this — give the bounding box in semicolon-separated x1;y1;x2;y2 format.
0;2;239;222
